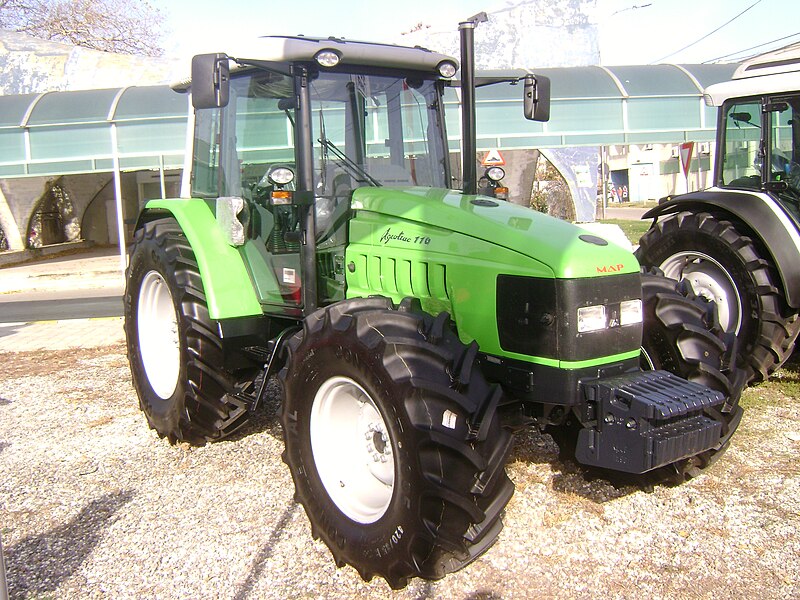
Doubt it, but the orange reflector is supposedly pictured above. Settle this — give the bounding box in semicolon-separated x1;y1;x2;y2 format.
271;190;292;205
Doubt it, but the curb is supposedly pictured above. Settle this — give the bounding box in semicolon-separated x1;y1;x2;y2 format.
0;317;125;352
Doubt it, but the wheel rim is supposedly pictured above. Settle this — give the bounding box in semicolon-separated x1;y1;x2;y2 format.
310;376;395;524
137;270;181;400
659;251;742;334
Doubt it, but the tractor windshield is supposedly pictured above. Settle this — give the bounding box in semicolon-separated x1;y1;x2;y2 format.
719;100;762;189
309;72;449;197
191;68;448;202
719;95;800;202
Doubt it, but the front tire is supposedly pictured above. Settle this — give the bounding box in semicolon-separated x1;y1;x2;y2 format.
636;211;800;382
279;298;514;589
124;217;249;444
640;268;744;478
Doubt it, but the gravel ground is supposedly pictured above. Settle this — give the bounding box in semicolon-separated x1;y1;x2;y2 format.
1;345;799;599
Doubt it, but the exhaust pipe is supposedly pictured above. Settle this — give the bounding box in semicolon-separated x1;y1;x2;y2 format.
459;12;487;196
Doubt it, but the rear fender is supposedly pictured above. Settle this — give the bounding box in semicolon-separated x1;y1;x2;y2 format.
643;190;800;308
135;199;262;320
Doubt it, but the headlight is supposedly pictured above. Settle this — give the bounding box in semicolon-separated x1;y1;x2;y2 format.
620;299;643;326
577;305;606;333
315;49;341;68
268;166;295;186
486;166;505;182
437;60;457;78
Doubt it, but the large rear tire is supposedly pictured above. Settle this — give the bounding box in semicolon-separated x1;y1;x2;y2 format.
124;217;249;444
279;297;514;589
636;211;800;382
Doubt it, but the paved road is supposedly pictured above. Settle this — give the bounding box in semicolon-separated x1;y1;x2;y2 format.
0;294;123;323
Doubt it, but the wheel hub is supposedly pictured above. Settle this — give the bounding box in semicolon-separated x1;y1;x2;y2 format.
659;251;742;333
137;270;181;399
366;422;391;462
310;376;395;524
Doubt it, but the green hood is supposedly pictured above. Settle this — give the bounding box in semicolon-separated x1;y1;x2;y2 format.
350;186;638;278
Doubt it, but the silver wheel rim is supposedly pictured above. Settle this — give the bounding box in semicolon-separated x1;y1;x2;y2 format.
137;270;181;399
659;251;742;334
310;376;395;524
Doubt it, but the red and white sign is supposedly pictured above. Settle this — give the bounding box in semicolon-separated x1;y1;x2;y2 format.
679;142;694;178
481;149;505;166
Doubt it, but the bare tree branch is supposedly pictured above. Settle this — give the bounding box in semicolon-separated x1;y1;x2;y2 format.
0;0;166;56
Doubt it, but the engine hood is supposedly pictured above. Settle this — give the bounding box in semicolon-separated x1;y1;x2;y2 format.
350;186;638;279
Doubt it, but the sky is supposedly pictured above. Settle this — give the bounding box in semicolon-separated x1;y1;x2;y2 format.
160;0;800;66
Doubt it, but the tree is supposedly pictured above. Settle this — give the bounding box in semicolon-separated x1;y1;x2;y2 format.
0;0;166;57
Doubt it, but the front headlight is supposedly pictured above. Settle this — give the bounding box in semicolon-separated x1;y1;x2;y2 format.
314;49;341;68
620;299;643;326
578;305;606;333
437;60;457;78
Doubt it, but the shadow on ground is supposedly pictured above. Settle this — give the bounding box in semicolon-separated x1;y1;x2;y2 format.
5;490;134;597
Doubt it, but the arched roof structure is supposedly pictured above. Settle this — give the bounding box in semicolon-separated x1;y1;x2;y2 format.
462;63;738;151
0;85;187;178
0;63;739;178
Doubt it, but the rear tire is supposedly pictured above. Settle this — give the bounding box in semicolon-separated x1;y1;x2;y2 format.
279;297;514;589
124;217;249;444
636;211;800;382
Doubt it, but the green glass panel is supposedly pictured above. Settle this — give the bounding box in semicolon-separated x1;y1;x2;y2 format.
116;120;187;154
625;131;687;144
0;93;38;126
627;97;700;130
27;160;95;175
475;66;620;99
119;156;165;170
29;125;112;159
0;131;25;162
491;135;565;148
0;165;24;176
476;102;530;135
693;130;717;142
564;133;625;146
113;86;188;120
679;64;738;89
540;66;621;98
546;99;624;132
606;65;699;96
27;89;119;125
704;105;719;129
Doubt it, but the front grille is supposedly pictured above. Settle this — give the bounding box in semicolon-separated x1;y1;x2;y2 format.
496;272;643;361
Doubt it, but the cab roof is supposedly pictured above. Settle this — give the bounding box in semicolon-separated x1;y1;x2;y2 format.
172;35;459;91
704;43;800;106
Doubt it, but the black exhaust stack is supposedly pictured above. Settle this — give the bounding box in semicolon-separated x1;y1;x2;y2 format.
459;12;487;196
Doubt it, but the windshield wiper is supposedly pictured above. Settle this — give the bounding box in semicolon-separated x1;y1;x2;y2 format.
319;137;381;187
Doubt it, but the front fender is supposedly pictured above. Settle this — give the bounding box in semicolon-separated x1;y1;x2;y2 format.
137;199;262;320
643;190;800;308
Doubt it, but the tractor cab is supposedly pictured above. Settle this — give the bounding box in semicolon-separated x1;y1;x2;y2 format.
179;36;549;316
181;38;461;314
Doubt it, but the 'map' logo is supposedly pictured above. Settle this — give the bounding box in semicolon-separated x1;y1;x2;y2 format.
596;263;625;273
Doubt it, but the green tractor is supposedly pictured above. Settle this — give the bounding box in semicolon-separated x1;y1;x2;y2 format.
124;21;743;588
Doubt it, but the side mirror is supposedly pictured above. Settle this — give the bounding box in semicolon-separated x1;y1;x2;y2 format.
191;53;230;109
523;74;550;122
